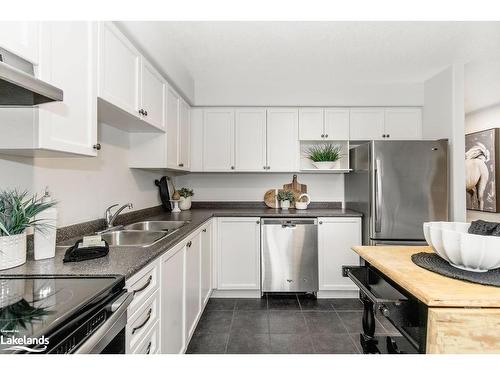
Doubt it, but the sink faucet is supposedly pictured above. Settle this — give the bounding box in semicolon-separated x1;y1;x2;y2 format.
105;203;133;228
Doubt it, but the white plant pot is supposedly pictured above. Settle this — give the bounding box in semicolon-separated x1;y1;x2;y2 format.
312;161;340;169
0;232;27;270
280;200;291;210
179;196;192;211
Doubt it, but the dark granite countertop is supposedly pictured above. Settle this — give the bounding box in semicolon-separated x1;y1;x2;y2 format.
0;206;361;280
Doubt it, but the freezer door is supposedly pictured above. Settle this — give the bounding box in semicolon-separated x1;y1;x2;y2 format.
261;219;318;293
371;140;448;241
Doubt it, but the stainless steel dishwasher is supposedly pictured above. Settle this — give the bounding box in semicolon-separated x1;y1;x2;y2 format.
261;218;318;293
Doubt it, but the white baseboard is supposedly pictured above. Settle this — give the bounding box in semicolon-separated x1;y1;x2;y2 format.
317;290;359;299
211;289;261;298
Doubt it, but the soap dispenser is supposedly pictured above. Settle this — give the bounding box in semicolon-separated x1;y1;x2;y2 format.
34;187;58;260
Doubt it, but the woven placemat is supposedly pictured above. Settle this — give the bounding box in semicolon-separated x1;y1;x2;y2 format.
411;252;500;287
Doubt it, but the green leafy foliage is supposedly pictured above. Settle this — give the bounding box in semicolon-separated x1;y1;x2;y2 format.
0;190;57;237
277;190;295;202
305;144;343;162
178;187;194;198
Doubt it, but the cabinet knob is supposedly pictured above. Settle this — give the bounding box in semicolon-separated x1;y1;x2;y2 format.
256;220;260;224
144;110;148;116
382;134;386;138
202;228;207;233
93;143;101;150
386;134;390;138
319;221;323;225
231;166;235;170
187;240;192;248
178;163;184;167
267;166;270;170
139;109;144;115
321;134;325;138
325;134;328;138
263;166;266;170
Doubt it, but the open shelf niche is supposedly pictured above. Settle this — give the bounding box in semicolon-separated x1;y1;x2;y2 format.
299;140;351;173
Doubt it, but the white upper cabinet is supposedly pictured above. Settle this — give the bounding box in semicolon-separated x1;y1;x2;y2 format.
0;21;39;63
299;108;324;140
266;108;299;172
324;108;350;140
140;58;166;129
166;87;180;169
384;108;422;140
190;108;204;172
349;108;385;140
217;217;261;290
234;108;267;171
203;108;235;171
179;98;191;170
98;22;140;117
37;22;98;156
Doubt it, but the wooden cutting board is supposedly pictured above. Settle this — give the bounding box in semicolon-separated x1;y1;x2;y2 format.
283;175;307;194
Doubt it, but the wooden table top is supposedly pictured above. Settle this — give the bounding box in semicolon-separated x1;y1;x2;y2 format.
351;246;500;308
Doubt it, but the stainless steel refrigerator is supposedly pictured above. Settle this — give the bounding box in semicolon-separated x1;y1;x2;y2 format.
345;140;448;245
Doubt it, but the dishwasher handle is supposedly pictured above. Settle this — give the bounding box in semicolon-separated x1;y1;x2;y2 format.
261;218;317;226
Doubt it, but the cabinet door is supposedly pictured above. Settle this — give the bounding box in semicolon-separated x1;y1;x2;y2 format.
178;99;191;169
200;222;213;306
166;87;180;169
318;217;361;291
299;108;324;140
217;217;260;290
161;246;185;354
235;108;267;171
349;108;385;140
140;58;165;130
190;108;204;172
98;22;140;117
185;233;201;340
0;21;39;63
37;22;98;156
324;108;350;140
266;108;299;172
384;108;422;140
203;109;235;171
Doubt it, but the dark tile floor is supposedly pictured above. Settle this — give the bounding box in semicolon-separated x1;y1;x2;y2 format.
186;294;399;354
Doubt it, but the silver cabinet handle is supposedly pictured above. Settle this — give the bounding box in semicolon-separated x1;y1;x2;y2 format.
132;308;152;335
132;275;152;296
178;163;184;167
202;228;207;232
187;240;192;247
145;341;152;354
375;158;382;233
93;143;101;150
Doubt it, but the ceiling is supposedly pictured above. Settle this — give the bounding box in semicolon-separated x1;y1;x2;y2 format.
119;21;500;108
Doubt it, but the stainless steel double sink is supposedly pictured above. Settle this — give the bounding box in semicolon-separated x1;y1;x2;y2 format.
58;221;189;248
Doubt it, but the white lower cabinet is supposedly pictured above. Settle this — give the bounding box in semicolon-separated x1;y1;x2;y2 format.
318;217;362;295
216;217;261;290
161;243;186;354
200;221;213;306
185;232;202;341
126;290;160;352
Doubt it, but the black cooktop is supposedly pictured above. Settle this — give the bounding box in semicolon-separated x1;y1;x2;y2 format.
0;275;124;353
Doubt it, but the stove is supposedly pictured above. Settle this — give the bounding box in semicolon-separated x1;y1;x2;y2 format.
0;275;132;354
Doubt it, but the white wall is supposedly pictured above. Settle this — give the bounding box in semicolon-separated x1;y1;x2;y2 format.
174;173;344;203
195;81;424;107
0;122;162;227
465;103;500;222
423;65;466;221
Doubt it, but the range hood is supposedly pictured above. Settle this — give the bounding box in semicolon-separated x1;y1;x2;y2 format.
0;47;63;106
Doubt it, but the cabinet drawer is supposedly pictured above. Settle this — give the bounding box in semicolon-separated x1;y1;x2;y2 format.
132;321;160;354
126;261;159;317
127;290;160;351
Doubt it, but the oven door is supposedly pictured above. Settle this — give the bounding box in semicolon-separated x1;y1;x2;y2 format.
343;265;427;354
75;292;133;354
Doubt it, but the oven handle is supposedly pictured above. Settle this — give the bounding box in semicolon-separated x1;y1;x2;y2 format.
74;291;133;354
342;266;405;308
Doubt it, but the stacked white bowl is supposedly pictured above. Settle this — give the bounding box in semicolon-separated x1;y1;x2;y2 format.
423;222;500;273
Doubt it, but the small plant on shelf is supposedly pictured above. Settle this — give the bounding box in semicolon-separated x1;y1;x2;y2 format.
305;144;343;169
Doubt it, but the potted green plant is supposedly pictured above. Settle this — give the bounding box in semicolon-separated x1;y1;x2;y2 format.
305;144;343;169
178;188;194;211
277;190;295;210
0;190;56;270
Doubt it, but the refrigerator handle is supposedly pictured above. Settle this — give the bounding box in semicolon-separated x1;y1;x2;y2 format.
375;158;382;233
